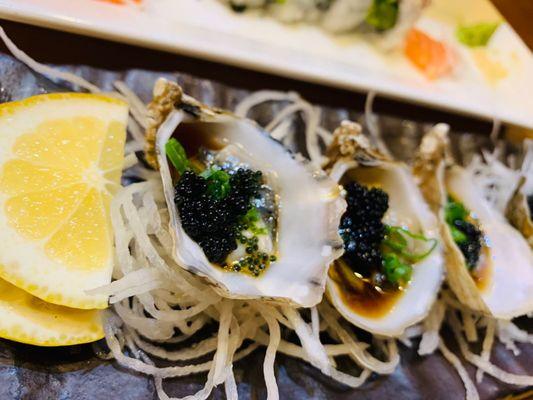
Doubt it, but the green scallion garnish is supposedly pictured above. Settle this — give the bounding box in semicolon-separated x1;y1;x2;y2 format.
201;166;231;200
165;138;189;175
382;225;438;263
382;253;412;286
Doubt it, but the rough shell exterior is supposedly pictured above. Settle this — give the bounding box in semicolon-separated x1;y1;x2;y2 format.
506;176;533;248
145;79;184;169
414;126;490;314
325;120;390;167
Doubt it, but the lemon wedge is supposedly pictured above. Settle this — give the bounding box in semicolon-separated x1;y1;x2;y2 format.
0;93;128;309
0;278;104;346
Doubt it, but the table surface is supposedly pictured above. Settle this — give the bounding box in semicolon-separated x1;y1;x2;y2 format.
0;1;531;137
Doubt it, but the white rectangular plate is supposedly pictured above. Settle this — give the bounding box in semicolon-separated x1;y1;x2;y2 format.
0;0;531;127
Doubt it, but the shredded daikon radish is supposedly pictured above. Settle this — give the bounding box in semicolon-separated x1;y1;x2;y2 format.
132;331;218;361
448;311;533;386
234;90;301;117
224;369;239;400
311;306;320;340
364;91;387;156
234;90;327;166
418;301;445;356
282;306;330;372
497;320;533;356
88;268;162;297
105;323;213;378
320;303;399;374
461;310;479;343
467;148;521;213
476;318;495;384
0;26;100;93
114;80;149;129
125;138;144;154
123;153;139;170
264;103;303;133
258;306;281;400
438;340;480;400
398;325;423;347
127;118;147;148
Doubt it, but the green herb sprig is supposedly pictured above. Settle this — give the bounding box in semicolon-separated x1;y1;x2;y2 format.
165;138;189;175
201;166;231;200
241;207;268;235
165;138;232;199
381;225;437;286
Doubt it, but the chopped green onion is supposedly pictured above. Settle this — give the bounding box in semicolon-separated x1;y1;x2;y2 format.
383;225;437;263
201;167;231;199
241;207;268;235
165;138;189;175
450;225;467;244
456;22;500;48
445;198;468;225
242;207;261;224
251;226;268;235
366;0;399;31
445;197;471;245
382;253;412;286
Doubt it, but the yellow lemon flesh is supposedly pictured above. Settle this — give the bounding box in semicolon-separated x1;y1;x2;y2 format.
0;93;128;310
0;279;103;346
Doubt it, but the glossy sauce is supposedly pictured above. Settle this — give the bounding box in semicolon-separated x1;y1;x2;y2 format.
330;261;403;319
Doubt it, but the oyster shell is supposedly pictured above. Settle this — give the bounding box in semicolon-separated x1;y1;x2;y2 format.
415;125;533;319
146;79;346;307
506;176;533;248
325;121;444;337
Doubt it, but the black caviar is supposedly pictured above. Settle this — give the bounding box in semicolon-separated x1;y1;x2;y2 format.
174;169;262;265
339;182;389;278
454;220;482;269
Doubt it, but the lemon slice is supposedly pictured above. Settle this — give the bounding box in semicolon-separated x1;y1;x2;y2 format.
0;93;128;309
0;278;103;346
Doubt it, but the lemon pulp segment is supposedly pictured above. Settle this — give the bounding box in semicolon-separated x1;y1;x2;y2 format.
0;93;128;309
